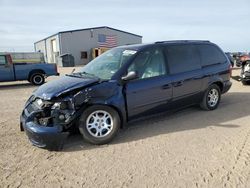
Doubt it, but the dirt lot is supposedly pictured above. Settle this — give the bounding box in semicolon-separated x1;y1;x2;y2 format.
0;68;250;188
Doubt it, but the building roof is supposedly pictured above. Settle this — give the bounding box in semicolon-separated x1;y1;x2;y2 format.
34;26;142;44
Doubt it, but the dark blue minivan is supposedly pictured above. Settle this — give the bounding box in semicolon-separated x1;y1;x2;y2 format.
20;40;232;150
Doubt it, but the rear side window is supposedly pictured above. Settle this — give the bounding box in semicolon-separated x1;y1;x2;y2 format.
197;44;227;66
164;44;201;74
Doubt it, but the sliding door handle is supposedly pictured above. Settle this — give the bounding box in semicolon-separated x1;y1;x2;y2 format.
173;81;183;87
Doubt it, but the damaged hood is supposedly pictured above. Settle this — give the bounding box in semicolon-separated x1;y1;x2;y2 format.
34;75;100;100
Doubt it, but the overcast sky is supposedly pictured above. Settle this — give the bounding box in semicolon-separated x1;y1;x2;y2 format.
0;0;249;52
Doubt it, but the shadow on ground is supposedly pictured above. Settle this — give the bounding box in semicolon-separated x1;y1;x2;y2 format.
0;82;37;90
63;92;250;152
231;76;241;82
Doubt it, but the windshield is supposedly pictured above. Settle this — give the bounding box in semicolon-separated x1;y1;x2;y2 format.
77;48;137;80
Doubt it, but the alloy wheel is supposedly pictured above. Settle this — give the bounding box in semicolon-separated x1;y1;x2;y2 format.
86;110;113;138
207;88;219;107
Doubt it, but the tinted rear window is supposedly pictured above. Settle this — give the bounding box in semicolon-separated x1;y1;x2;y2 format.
164;44;201;74
197;44;227;66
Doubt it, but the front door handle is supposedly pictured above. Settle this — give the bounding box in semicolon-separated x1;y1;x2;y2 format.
173;81;183;87
162;84;171;90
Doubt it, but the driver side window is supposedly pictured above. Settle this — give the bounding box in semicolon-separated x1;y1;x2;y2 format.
0;56;7;65
128;49;166;79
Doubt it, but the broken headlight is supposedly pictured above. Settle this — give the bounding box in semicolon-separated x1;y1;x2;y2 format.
33;98;53;109
36;99;43;106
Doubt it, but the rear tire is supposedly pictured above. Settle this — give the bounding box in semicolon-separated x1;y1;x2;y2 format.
200;84;221;110
78;105;120;145
30;73;45;85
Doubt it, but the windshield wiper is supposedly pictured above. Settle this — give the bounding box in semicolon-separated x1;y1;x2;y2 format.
66;72;98;78
79;72;97;77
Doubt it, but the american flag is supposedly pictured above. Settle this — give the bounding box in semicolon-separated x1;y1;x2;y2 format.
98;34;117;48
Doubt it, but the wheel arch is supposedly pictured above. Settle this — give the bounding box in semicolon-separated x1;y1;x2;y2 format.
212;81;223;92
28;69;46;81
208;76;224;92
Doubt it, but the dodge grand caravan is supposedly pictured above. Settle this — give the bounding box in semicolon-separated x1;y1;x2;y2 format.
20;40;232;150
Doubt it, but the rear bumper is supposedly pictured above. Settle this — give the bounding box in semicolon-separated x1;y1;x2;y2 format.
20;112;69;150
222;80;232;94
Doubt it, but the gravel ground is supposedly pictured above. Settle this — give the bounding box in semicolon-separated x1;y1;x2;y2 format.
0;68;250;188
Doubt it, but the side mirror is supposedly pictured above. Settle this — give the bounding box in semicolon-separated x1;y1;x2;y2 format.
122;71;138;81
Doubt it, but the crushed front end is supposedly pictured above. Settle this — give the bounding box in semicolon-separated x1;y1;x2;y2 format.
20;95;77;150
242;61;250;81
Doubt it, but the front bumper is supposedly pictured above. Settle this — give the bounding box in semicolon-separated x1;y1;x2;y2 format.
20;111;69;150
222;80;232;94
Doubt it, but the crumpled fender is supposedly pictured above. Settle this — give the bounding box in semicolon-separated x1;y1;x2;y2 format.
73;81;127;127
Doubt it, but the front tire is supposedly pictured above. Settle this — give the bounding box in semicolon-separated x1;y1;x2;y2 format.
200;84;221;110
78;105;120;145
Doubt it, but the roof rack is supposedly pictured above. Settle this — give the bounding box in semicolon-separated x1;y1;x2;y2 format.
155;40;210;44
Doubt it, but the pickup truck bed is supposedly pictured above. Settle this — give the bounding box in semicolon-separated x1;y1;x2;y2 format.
13;63;58;80
0;54;59;85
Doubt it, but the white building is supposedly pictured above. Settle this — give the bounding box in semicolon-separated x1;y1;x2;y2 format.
34;26;142;66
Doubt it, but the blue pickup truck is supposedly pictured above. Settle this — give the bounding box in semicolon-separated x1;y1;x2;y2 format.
0;54;59;85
